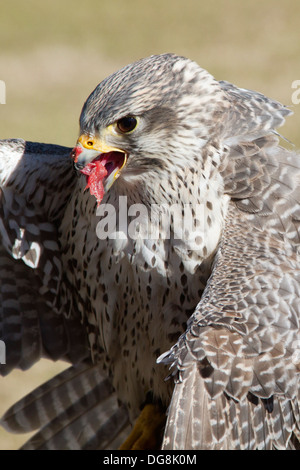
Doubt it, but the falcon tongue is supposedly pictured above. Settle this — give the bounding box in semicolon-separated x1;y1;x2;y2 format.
80;160;108;206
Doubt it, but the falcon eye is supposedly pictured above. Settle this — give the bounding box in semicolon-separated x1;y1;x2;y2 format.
116;116;137;134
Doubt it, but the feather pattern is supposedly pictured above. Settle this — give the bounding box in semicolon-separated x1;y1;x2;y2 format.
0;54;299;450
1;361;130;450
161;87;300;448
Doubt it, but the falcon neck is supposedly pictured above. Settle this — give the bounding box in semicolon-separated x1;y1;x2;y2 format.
117;146;224;209
100;150;228;268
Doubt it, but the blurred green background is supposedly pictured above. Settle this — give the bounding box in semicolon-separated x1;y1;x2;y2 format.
1;0;300;146
1;0;300;450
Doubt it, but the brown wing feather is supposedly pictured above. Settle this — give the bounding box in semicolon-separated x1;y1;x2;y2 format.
162;202;300;449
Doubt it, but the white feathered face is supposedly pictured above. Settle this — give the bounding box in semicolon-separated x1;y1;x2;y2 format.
70;53;227;205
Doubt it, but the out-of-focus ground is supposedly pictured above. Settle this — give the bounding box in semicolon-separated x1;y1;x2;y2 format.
0;0;300;450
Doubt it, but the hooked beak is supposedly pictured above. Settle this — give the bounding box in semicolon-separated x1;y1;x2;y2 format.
71;134;128;192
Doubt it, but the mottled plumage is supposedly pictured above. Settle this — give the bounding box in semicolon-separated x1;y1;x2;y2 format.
0;54;299;449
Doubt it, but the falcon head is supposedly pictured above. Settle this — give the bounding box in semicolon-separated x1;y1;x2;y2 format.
71;53;227;205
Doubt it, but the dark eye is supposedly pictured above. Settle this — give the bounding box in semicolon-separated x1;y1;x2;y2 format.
116;116;137;133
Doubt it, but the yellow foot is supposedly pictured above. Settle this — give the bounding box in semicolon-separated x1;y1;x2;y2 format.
119;403;166;450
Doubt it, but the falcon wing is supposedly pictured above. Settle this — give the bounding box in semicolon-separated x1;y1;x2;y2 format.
0;139;88;373
161;90;300;450
0;139;130;449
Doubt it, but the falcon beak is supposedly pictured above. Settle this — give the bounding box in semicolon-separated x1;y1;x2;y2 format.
71;134;127;191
